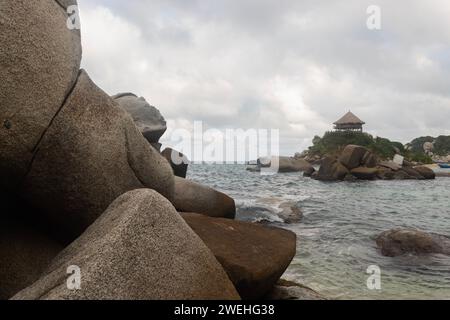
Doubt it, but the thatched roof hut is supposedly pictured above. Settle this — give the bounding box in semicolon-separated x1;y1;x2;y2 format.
333;111;365;131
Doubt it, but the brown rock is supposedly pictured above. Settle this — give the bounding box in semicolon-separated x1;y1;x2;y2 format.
376;229;450;257
173;177;236;219
413;166;436;180
265;279;326;300
0;0;82;190
376;168;395;180
181;213;296;300
379;161;401;171
338;145;369;170
315;157;349;181
361;151;377;168
350;167;378;180
161;148;189;178
21;71;175;241
13;190;240;300
400;167;425;180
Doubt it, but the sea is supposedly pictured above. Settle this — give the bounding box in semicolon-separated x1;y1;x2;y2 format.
187;164;450;300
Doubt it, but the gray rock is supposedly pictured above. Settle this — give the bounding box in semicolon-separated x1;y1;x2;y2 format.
0;0;82;191
161;148;189;178
112;93;167;143
181;213;296;300
21;71;175;241
173;177;236;219
12;190;240;300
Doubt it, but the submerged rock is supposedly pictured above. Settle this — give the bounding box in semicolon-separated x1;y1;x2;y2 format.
112;93;167;144
181;213;296;300
376;228;450;257
173;177;236;219
13;190;240;300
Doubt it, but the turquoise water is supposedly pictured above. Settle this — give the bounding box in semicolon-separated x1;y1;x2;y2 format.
187;164;450;300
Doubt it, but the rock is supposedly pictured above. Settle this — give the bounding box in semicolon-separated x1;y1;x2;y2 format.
399;167;424;180
246;165;261;173
112;93;167;144
338;145;369;170
402;159;413;167
258;156;314;173
376;229;450;257
173;177;236;219
413;166;436;180
393;154;405;166
376;168;395;180
161;148;189;178
12;190;240;300
55;0;78;9
350;167;378;180
361;151;377;168
0;204;63;300
302;166;316;177
20;71;175;242
393;170;415;180
379;161;401;171
151;142;162;152
344;173;358;182
0;0;82;191
315;157;349;181
265;279;326;300
278;202;303;224
181;213;296;300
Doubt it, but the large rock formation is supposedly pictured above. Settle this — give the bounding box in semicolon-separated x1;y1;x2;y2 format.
173;177;236;219
20;71;175;241
376;229;450;257
258;156;314;173
0;0;82;190
181;213;296;300
12;190;240;300
161;148;190;178
112;93;167;144
314;157;348;181
338;145;369;170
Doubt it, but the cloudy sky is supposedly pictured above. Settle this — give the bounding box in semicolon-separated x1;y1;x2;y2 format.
77;0;450;158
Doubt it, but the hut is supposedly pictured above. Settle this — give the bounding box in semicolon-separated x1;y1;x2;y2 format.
333;111;365;132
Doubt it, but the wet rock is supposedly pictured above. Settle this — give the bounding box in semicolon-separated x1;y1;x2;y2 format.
21;71;174;241
413;166;436;180
0;0;82;190
112;93;167;144
376;229;450;257
161;148;189;178
350;167;378;180
173;177;236;219
13;190;240;300
376;168;395;180
302;166;316;177
181;213;296;300
278;202;303;224
265;279;326;300
338;145;369;170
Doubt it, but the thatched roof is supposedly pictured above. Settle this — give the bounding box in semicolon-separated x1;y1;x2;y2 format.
334;111;365;125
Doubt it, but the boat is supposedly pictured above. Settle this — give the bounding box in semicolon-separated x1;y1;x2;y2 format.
438;163;450;169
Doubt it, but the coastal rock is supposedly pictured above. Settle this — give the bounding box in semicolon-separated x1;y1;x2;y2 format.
112;93;167;144
13;190;240;300
161;148;189;178
0;0;82;190
376;229;450;257
376;168;395;180
21;71;175;241
399;167;424;180
0;211;63;300
278;202;303;224
265;279;326;301
338;145;369;170
258;157;314;173
393;170;415;180
413;166;436;180
350;167;378;180
302;166;316;177
173;177;236;219
379;161;401;171
315;157;349;181
361;151;377;168
181;213;296;300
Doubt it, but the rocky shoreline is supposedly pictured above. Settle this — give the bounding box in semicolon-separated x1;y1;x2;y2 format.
0;1;297;300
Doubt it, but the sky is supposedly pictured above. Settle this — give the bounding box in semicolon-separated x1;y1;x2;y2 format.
77;0;450;159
